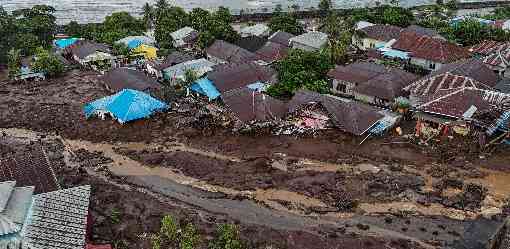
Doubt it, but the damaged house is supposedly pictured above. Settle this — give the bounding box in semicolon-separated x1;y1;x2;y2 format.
285;90;387;136
353;24;403;50
470;40;510;78
327;62;418;107
146;51;195;79
102;67;162;93
207;62;277;95
64;40;114;70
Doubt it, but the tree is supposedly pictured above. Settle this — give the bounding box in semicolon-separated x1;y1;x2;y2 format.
155;6;189;49
15;33;43;57
180;223;200;249
32;47;64;78
318;0;332;15
214;7;233;24
268;13;304;35
104;12;145;34
378;6;415;27
143;3;154;30
7;49;22;78
13;5;57;47
275;4;283;13
266;49;333;98
189;8;211;32
209;224;245;249
65;21;82;37
197;31;215;49
113;42;130;57
0;7;18;64
155;0;170;20
183;69;198;86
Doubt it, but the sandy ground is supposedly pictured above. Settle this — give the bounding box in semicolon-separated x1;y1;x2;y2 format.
1;71;510;248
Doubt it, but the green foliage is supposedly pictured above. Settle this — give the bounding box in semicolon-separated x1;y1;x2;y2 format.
189;8;211;32
184;69;199;85
65;21;82;37
113;43;131;57
214;7;234;24
268;13;304;35
7;49;22;78
209;224;244;249
180;223;200;249
12;5;57;47
155;0;170;20
143;3;155;30
155;7;189;49
104;11;145;34
197;31;215;49
32;47;64;78
349;5;414;27
444;19;510;46
15;33;43;57
267;49;333;98
486;7;510;20
318;0;332;14
274;4;283;13
151;234;161;249
160;215;179;242
0;7;18;64
109;208;121;224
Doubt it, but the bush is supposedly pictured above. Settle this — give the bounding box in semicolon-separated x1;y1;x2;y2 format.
209;224;244;249
160;215;179;243
180;223;200;249
32;47;64;78
151;234;161;249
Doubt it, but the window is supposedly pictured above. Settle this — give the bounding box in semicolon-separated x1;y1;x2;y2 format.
429;63;436;70
336;83;347;93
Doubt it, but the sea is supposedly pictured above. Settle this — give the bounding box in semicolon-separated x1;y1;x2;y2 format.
1;0;440;24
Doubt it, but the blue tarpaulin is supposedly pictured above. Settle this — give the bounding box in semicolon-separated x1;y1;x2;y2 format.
127;39;143;49
190;78;221;100
379;48;409;60
247;82;266;92
84;89;168;124
55;38;79;48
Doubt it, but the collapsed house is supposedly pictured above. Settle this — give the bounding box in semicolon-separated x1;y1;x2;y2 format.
470;40;510;78
64;40;114;70
102;67;162;93
170;27;199;49
0;181;91;249
240;24;271;38
146;51;195;79
353;24;403;50
162;58;216;83
12;57;45;82
206;62;277;95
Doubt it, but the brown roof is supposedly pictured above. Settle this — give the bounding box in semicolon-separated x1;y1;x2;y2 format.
268;31;295;47
153;51;194;70
289;90;383;135
255;42;289;63
392;31;471;64
359;24;403;42
66;40;111;59
417;88;510;119
223;88;288;123
405;58;500;97
235;36;267;52
354;69;418;100
206;40;256;63
0;145;59;194
327;62;387;84
102;68;162;92
208;62;276;94
404;25;441;38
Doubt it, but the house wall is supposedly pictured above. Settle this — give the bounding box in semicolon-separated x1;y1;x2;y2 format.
352;36;382;50
354;93;391;107
410;57;444;71
207;55;227;65
330;79;356;97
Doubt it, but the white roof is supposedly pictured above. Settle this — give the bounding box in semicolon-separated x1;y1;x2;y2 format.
355;21;375;30
240;23;270;37
116;36;156;46
289;31;329;49
170;27;197;41
163;58;216;79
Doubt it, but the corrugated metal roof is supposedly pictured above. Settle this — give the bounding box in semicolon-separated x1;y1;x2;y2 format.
289;31;328;49
23;185;91;249
0;181;15;213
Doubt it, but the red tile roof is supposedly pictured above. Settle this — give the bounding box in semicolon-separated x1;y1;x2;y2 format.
483;48;510;67
327;62;387;84
470;40;510;56
255;42;289;63
405;58;500;97
393;31;471;64
418;88;510;119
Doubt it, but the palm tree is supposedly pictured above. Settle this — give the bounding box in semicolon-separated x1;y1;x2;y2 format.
142;3;154;30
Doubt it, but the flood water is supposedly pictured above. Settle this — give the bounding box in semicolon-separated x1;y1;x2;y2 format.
2;0;437;24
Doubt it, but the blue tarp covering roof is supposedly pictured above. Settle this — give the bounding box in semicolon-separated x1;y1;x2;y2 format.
55;38;79;48
377;48;410;60
190;78;221;101
127;39;143;50
84;89;168;124
246;82;266;92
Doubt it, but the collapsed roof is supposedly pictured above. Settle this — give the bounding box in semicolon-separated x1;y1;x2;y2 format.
223;88;288;123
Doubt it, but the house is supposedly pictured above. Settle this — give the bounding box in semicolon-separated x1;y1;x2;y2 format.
0;145;59;194
354;21;375;31
84;89;168;124
170;27;199;49
131;44;158;60
414;87;510;137
0;181;91;249
392;31;471;71
13;57;45;81
208;62;276;95
206;40;256;64
403;25;444;40
471;41;510;77
222;88;287;124
268;31;295;47
65;40;114;70
288;90;384;136
404;58;501;104
240;23;271;38
102;67;162;93
162;58;216;83
327;62;417;107
289;31;329;51
353;24;403;50
146;51;194;78
235;35;267;52
190;78;221;101
255;41;289;64
116;35;156;49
